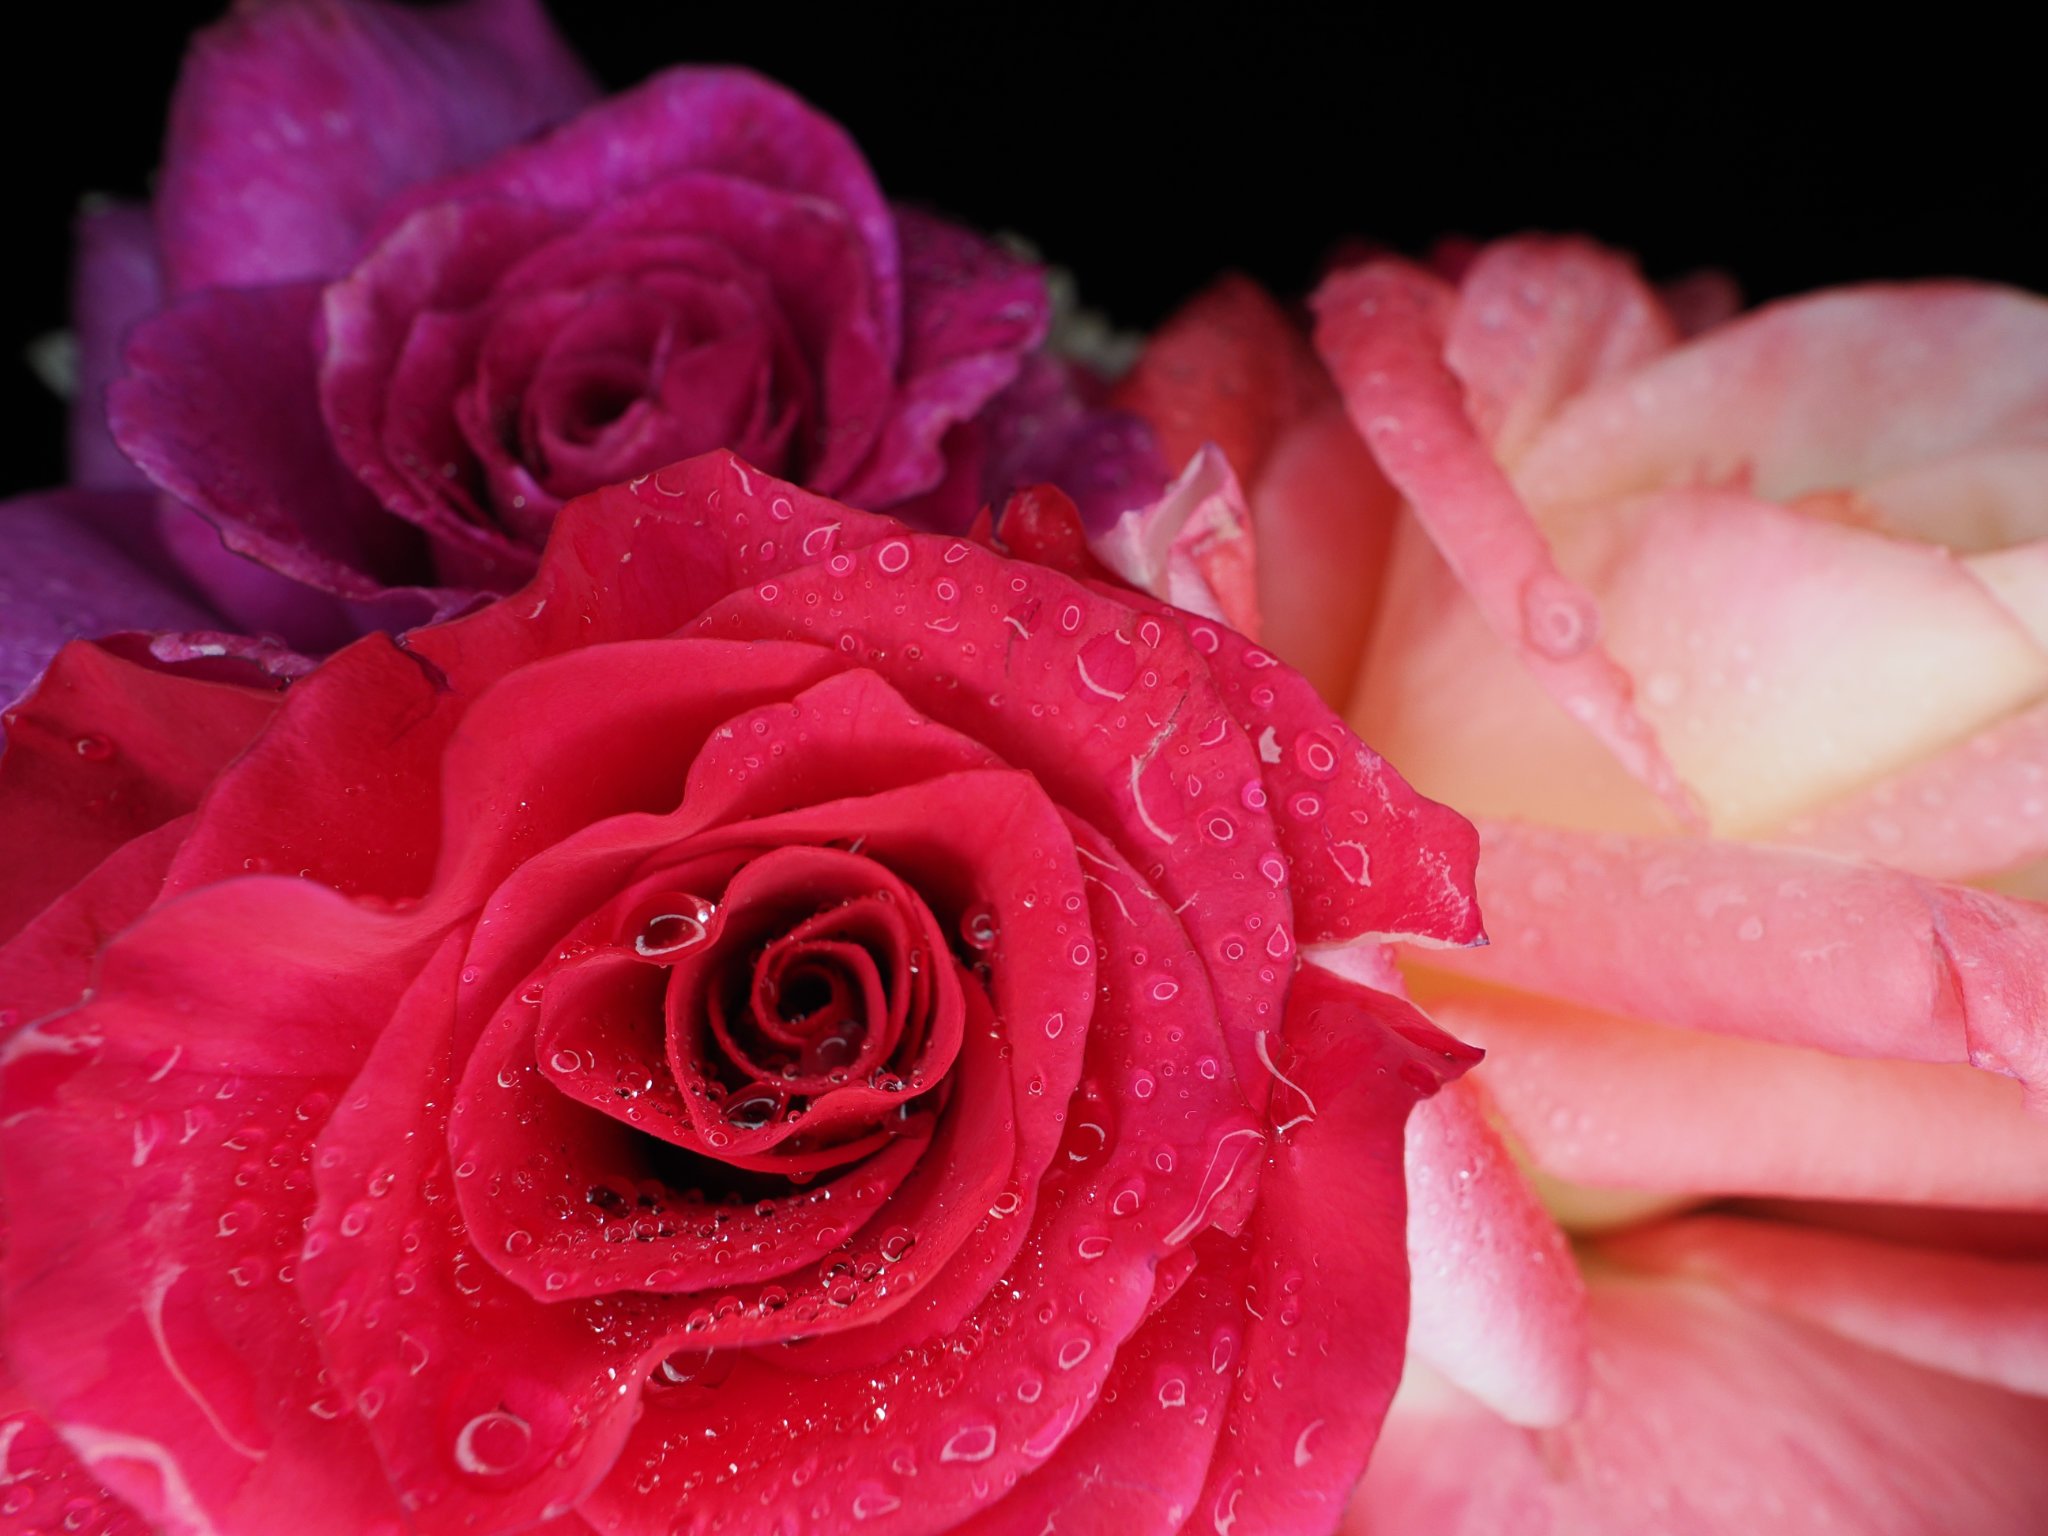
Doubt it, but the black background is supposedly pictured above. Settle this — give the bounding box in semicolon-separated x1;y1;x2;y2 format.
6;3;2037;497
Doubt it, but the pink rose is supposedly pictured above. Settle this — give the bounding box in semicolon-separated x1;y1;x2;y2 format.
46;0;1159;659
0;451;1479;1534
1119;236;2048;1532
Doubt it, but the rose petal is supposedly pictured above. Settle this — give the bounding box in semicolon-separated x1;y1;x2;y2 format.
1314;260;1701;828
1513;283;2048;522
149;496;377;649
1566;489;2048;833
1859;444;2048;552
1110;274;1332;482
1346;1275;2048;1536
686;518;1292;1110
949;1243;1245;1535
835;206;1046;509
1347;510;1668;835
976;353;1168;532
1441;236;1678;467
157;0;596;291
110;284;448;627
0;1358;149;1535
1782;696;2048;881
405;453;899;689
299;929;633;1531
582;873;1256;1536
159;635;460;904
317;198;567;581
1146;609;1482;950
1251;401;1401;708
428;638;843;908
70;200;162;490
0;491;214;709
1404;1078;1588;1427
371;67;899;360
1096;445;1263;634
1189;967;1475;1535
0;640;279;944
0;880;430;1536
1603;1214;2048;1397
1426;819;2048;1097
1424;983;2048;1207
0;815;190;1027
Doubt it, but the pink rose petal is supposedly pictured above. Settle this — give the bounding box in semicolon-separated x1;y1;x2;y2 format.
1347;1276;2048;1536
1604;1214;2048;1397
1314;260;1701;829
1427;985;2048;1207
1429;818;2048;1095
1404;1078;1588;1427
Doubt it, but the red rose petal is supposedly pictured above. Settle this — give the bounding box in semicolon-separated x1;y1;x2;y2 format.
1110;274;1332;482
430;637;844;910
686;516;1293;1111
946;1241;1247;1535
582;841;1259;1535
0;815;190;1028
161;635;459;905
0;880;431;1535
405;454;898;688
0;1362;149;1536
1190;967;1476;1535
0;641;278;944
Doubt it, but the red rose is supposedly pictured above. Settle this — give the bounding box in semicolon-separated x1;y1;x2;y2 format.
0;452;1479;1534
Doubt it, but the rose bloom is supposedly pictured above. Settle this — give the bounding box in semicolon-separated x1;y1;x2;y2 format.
1116;236;2048;1532
0;451;1486;1534
2;0;1157;689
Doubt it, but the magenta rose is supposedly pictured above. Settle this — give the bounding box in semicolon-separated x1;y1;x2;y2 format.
46;0;1159;661
0;452;1480;1534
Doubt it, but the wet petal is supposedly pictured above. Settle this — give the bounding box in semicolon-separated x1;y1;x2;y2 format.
1603;1215;2048;1397
1314;260;1700;828
1189;966;1475;1535
0;881;431;1535
1426;819;2048;1097
1426;983;2048;1207
0;640;278;944
1404;1078;1587;1427
1347;1274;2048;1536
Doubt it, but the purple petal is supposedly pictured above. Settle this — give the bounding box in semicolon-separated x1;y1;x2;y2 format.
983;353;1171;531
0;491;214;707
109;282;450;633
836;205;1048;509
370;66;901;359
156;0;597;293
69;201;162;489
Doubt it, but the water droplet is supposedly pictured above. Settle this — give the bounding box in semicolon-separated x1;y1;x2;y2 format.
1519;573;1600;660
454;1410;532;1477
938;1421;998;1463
961;904;999;951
